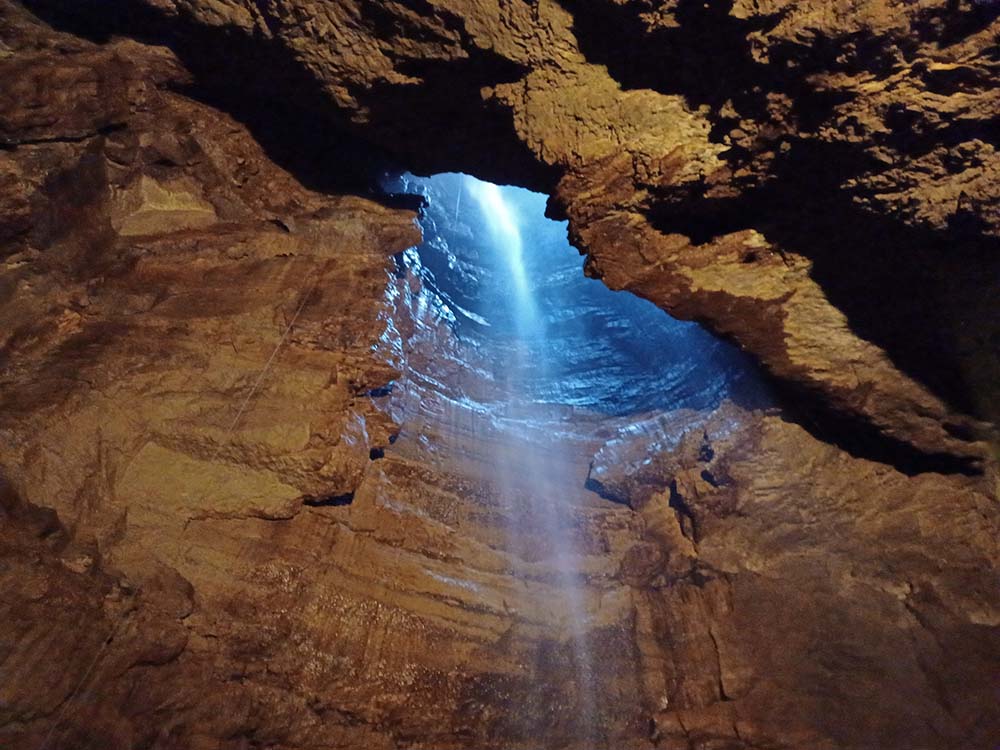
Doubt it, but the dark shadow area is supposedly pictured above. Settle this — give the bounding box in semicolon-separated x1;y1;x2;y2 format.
0;476;67;545
560;0;879;144
561;0;785;110
22;0;396;194
561;0;996;109
354;2;559;190
646;137;1000;429
562;0;999;170
912;0;1000;48
775;382;985;476
561;0;1000;181
583;474;615;503
302;492;354;508
22;0;558;196
561;0;1000;435
667;480;698;541
366;382;395;399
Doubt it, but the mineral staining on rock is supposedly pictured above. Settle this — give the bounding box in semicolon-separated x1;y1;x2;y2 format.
30;0;997;461
0;1;998;750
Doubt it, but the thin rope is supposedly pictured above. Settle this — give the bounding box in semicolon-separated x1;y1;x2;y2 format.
37;277;319;750
223;281;318;435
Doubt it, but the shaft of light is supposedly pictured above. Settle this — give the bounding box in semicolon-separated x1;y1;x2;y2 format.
465;177;542;336
463;172;596;742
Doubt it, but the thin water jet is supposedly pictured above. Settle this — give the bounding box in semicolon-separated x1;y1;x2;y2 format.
466;174;599;744
380;171;768;746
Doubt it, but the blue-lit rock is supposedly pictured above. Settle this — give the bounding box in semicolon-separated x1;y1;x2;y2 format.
385;172;768;416
1;7;998;750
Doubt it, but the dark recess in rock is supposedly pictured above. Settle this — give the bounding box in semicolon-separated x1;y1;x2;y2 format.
302;492;355;508
566;0;1000;427
0;2;997;749
22;0;559;194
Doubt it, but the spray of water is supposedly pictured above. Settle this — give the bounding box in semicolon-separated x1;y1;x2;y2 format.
384;169;764;747
465;175;598;745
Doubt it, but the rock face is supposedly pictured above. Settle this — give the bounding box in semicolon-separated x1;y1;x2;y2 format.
0;3;998;750
23;0;999;464
589;403;1000;749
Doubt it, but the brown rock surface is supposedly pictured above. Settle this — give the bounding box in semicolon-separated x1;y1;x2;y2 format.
23;0;999;461
590;403;1000;748
0;3;998;750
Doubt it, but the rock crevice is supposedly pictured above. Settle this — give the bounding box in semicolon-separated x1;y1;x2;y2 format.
0;2;998;749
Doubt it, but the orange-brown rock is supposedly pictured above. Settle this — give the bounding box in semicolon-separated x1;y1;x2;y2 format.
0;3;998;750
23;0;999;461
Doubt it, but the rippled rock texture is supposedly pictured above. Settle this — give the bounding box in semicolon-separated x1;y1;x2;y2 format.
385;172;768;415
0;2;999;750
23;0;1000;465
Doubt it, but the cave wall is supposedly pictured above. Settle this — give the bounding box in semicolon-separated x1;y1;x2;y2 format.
21;0;1000;465
0;2;998;750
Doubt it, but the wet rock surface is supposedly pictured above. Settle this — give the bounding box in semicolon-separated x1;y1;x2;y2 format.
0;3;998;750
22;0;1000;463
590;403;1000;748
385;172;770;416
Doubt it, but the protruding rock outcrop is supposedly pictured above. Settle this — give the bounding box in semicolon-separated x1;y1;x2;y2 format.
0;3;998;750
590;401;1000;747
23;0;999;462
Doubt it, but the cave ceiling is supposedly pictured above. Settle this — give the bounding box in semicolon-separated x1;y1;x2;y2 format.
0;1;998;749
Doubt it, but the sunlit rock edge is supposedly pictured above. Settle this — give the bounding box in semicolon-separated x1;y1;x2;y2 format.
0;3;998;750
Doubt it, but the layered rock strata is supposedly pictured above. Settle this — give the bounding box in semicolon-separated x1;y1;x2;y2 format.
0;3;998;750
22;0;1000;464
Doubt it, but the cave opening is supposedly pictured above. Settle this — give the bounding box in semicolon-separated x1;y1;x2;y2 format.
383;172;768;416
370;172;769;743
2;3;998;748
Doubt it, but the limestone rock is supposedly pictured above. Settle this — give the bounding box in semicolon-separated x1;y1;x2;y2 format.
111;175;218;236
23;0;998;461
591;402;1000;749
0;3;998;750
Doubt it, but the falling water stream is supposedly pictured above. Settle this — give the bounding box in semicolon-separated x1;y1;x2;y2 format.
464;179;599;744
381;172;766;747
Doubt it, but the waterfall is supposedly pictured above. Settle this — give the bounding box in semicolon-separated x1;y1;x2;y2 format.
383;169;766;747
465;180;540;332
465;175;598;745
